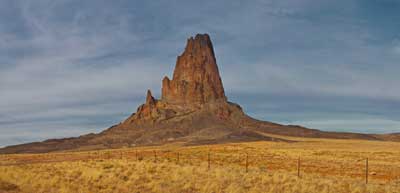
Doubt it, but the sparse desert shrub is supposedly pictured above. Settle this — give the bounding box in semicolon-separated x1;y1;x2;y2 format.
0;179;20;193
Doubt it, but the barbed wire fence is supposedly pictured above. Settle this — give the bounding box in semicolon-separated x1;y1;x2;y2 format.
0;148;397;185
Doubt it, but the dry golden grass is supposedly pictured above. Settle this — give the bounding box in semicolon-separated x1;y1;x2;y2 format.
0;137;400;193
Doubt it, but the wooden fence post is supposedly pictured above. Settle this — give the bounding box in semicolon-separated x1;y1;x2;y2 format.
246;153;249;173
135;150;138;161
297;157;301;178
154;150;157;163
208;151;211;170
264;153;268;172
366;158;369;184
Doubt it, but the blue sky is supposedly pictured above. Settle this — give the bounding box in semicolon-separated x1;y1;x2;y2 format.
1;0;400;147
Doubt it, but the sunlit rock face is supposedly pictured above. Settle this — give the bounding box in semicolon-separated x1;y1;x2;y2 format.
131;34;229;123
161;34;226;105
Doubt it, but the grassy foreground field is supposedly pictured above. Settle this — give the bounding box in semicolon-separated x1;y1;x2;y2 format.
0;136;400;193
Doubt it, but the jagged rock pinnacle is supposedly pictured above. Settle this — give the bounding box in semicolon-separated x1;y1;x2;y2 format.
134;34;228;122
162;33;226;104
146;90;156;106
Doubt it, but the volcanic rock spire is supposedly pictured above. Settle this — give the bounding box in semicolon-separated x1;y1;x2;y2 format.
162;34;226;105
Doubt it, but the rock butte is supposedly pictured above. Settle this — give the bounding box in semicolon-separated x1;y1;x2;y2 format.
133;34;228;123
163;34;226;104
1;34;398;154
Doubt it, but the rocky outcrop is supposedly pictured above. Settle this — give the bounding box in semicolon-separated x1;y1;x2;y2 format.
134;90;161;121
161;34;226;105
146;90;156;106
131;34;229;123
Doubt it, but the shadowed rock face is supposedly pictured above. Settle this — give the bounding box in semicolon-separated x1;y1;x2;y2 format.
0;33;397;154
162;34;226;105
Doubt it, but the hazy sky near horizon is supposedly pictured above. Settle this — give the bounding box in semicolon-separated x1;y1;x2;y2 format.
1;0;400;147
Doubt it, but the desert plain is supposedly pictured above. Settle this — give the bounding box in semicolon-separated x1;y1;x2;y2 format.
1;135;399;193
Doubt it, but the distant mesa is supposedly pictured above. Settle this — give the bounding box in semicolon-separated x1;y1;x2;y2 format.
0;34;398;154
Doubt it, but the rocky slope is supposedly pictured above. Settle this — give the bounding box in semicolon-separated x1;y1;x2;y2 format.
0;34;397;154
